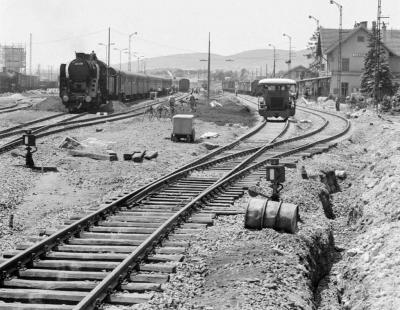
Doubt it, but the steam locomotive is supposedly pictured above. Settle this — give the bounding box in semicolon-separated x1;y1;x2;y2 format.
59;52;172;112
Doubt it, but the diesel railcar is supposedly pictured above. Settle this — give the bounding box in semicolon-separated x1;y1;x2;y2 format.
178;78;190;92
59;52;172;112
257;78;298;121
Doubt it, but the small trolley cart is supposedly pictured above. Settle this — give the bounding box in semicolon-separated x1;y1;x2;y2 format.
171;114;195;143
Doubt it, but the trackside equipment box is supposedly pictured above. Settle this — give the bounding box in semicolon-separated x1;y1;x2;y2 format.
171;114;195;143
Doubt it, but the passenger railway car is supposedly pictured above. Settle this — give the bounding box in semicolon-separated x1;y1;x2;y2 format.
257;78;298;121
178;78;190;92
59;52;172;112
221;79;237;93
238;81;250;94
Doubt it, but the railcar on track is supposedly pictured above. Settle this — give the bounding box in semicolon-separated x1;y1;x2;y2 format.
59;52;172;112
178;78;190;92
257;78;298;121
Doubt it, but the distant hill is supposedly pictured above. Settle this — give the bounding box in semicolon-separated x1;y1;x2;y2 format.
118;49;311;75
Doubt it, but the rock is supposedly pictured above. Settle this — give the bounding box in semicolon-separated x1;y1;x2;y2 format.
59;136;81;149
347;248;361;257
202;142;219;150
96;128;103;132
335;170;347;179
361;252;370;263
144;151;158;160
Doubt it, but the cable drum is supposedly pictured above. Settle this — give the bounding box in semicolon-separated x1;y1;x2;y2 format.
245;198;298;233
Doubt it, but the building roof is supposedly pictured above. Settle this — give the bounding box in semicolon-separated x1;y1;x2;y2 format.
284;65;311;74
258;78;297;85
320;26;400;56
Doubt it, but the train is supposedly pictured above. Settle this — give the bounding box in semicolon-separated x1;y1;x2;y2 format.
257;78;298;121
178;78;190;92
0;70;40;93
59;52;173;112
221;79;260;96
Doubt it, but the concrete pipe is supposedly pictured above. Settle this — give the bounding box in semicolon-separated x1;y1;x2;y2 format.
244;198;298;234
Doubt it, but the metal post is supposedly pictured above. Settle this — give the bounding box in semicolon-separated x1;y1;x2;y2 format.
128;32;137;72
269;43;276;77
375;0;382;103
283;33;292;71
106;27;111;99
338;5;342;100
207;32;211;101
29;33;32;88
330;0;343;100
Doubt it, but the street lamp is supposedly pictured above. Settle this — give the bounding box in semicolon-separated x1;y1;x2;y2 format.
98;42;115;63
128;32;137;72
114;47;128;70
268;43;276;77
308;15;320;29
330;0;343;100
282;33;292;72
137;55;144;73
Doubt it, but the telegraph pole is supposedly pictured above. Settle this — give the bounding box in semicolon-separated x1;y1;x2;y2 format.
330;0;343;100
29;33;32;88
107;27;110;97
269;44;276;77
375;0;382;102
128;32;137;72
207;32;211;101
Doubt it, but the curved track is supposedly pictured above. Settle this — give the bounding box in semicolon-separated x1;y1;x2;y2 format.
0;96;350;310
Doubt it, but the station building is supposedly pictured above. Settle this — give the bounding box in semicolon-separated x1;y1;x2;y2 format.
300;21;400;98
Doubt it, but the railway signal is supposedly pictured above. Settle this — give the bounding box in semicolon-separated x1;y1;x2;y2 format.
22;129;37;168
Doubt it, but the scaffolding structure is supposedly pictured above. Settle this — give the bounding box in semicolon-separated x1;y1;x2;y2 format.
0;43;26;73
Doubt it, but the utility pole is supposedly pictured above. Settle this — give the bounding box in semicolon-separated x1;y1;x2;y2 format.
269;44;276;77
207;32;211;101
375;0;382;102
330;0;342;100
128;32;137;72
107;27;111;98
265;64;268;78
29;33;32;87
283;33;292;71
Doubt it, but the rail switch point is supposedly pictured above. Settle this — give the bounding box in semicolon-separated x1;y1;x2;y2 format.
171;114;195;143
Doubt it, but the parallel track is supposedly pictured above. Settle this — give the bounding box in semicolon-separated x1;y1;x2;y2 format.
0;96;350;310
0;94;188;155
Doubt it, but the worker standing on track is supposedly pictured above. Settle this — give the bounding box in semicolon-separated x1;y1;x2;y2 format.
169;95;176;116
189;93;196;112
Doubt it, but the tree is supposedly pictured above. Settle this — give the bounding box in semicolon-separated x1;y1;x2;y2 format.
306;29;322;73
361;24;393;99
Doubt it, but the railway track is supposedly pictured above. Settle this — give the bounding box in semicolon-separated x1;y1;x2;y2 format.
0;96;350;309
0;103;32;115
0;94;188;155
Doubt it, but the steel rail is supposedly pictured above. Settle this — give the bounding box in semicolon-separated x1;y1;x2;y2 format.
0;103;17;110
0;103;32;114
0;95;188;154
73;103;350;310
0;113;285;278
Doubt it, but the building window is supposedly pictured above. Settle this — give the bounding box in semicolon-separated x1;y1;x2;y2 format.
320;63;325;71
341;82;349;97
342;58;350;72
357;36;365;42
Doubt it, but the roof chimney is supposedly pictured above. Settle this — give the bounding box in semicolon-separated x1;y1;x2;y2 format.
359;21;368;28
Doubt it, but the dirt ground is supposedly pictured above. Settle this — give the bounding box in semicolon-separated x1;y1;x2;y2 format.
0;95;258;252
1;95;400;309
123;104;400;310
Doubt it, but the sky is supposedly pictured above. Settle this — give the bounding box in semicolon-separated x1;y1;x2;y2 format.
1;0;399;70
